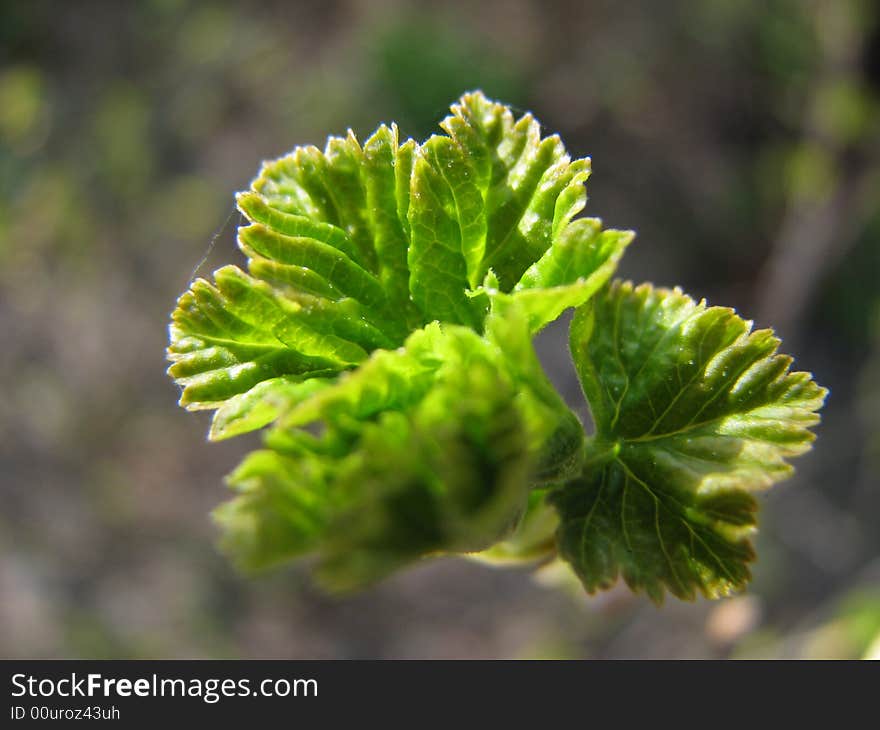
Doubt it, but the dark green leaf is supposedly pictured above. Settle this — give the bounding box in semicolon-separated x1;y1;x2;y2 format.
553;281;827;601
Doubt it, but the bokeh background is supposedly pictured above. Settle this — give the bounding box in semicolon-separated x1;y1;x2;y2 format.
2;0;879;659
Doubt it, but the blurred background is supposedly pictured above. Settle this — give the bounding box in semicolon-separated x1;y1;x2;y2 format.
1;0;879;659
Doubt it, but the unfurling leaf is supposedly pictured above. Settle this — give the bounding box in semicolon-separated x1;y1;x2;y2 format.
215;324;535;588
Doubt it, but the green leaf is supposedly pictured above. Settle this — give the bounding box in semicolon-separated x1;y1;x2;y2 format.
209;376;330;441
483;305;584;483
407;135;486;327
407;92;630;332
169;91;623;433
552;281;827;601
436;93;590;290
315;358;532;590
495;220;633;333
167;268;352;409
213;445;336;569
215;332;533;588
169;123;422;425
277;322;480;430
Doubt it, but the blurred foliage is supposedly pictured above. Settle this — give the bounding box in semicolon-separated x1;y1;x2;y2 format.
368;14;527;137
0;0;877;658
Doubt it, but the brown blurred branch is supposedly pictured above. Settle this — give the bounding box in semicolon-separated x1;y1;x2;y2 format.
756;155;879;339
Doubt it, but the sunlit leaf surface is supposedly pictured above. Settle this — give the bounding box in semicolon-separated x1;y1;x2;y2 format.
553;281;827;601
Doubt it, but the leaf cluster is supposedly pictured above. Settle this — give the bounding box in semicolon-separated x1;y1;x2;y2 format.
168;92;826;600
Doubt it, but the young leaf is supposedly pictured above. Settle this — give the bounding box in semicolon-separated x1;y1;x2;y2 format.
167;268;353;410
213;444;336;569
315;359;532;590
494;220;633;333
409;92;632;332
168;91;623;441
215;331;533;589
209;376;330;441
169;124;421;426
552;281;827;601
